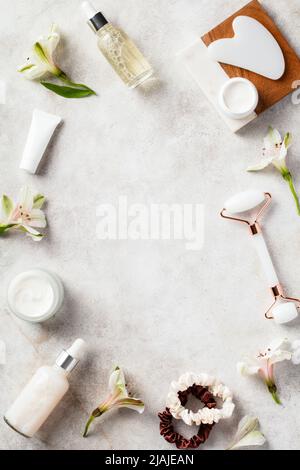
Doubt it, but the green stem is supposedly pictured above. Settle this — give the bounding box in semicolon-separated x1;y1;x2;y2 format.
83;415;95;438
266;382;281;405
282;170;300;216
0;224;17;235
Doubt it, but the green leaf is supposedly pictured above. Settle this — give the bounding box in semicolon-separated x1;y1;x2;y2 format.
0;224;16;235
40;81;96;99
2;195;14;217
33;194;46;209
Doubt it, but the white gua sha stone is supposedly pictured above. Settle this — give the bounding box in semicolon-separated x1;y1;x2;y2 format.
208;16;285;80
222;190;299;325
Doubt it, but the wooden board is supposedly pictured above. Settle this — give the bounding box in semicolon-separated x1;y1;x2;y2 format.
201;0;300;114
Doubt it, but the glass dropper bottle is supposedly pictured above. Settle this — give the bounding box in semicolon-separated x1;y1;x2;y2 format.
82;1;154;88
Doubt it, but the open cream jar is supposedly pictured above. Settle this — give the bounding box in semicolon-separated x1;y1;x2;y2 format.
218;77;259;120
7;269;64;323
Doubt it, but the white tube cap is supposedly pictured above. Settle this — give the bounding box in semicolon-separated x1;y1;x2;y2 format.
20;109;62;174
81;1;97;19
273;303;298;325
67;338;86;360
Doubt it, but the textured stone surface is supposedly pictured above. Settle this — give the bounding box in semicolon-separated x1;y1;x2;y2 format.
1;0;300;450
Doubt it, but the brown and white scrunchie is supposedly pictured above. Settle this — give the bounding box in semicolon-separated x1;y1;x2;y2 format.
158;373;235;449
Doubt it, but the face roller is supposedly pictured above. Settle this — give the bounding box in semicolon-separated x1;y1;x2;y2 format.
221;190;300;325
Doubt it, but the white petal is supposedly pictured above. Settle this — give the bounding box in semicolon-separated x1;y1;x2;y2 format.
267;127;282;146
228;415;266;450
237;361;260;376
230;431;266;450
269;350;292;366
19;186;34;212
279;143;288;161
292;350;300;365
108;367;127;397
20;224;44;241
29;209;47;228
247;157;273;172
267;338;290;354
18;61;48;80
41;25;60;56
291;340;300;351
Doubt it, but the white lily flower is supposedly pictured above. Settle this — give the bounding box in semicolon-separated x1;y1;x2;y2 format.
18;25;96;99
237;338;292;405
18;25;61;80
227;416;266;450
83;366;145;438
248;127;291;173
0;186;46;241
247;126;300;216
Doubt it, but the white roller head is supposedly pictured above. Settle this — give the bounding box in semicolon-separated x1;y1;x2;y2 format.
273;303;298;325
224;190;266;214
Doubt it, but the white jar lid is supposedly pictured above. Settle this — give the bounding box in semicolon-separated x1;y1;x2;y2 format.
7;269;64;323
218;77;259;120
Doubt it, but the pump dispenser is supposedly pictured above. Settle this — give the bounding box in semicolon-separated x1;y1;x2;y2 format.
81;1;154;88
4;339;86;437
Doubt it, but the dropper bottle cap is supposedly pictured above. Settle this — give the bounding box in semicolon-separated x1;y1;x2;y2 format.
81;1;108;32
55;338;86;373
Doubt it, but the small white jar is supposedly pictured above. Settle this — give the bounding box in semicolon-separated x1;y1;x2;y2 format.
218;77;259;120
7;269;64;323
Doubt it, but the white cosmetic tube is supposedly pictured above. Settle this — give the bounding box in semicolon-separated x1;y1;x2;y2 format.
20;109;62;174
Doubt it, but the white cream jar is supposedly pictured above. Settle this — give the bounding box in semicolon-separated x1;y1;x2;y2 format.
218;77;259;120
7;269;64;323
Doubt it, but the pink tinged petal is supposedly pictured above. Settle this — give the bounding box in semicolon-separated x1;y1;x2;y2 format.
258;368;269;382
247;158;273;172
29;209;47;228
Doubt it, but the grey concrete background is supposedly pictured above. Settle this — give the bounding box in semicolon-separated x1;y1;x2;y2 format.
1;0;300;450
